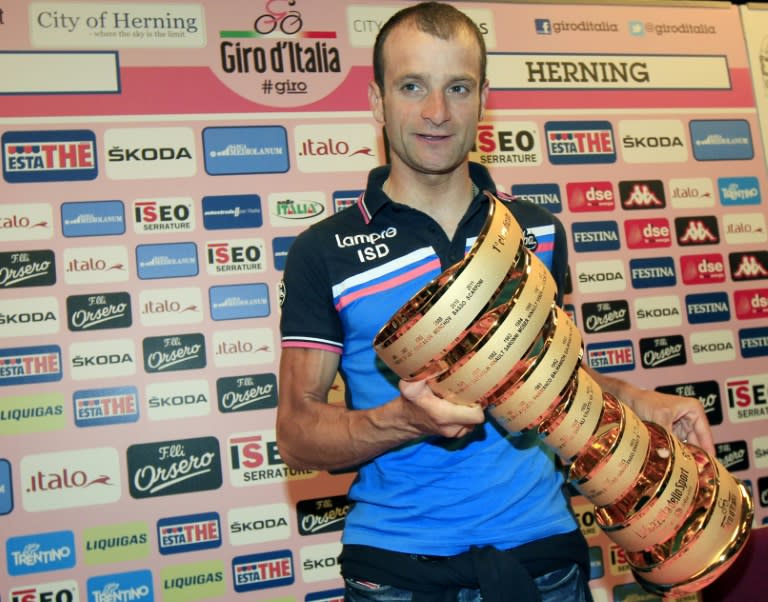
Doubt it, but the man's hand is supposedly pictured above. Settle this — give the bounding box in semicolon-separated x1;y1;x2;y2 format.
399;378;485;439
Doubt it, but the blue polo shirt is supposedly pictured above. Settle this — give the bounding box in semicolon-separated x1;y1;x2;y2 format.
280;162;577;554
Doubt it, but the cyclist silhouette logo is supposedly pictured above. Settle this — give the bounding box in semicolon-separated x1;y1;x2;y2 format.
255;0;303;35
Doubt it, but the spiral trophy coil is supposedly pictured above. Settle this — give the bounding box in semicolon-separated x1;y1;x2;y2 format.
373;192;753;597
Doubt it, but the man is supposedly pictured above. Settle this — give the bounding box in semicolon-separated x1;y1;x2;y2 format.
278;3;714;601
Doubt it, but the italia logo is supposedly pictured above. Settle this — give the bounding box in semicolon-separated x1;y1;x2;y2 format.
730;251;768;281
624;218;671;248
680;253;725;285
3;130;97;183
544;121;616;164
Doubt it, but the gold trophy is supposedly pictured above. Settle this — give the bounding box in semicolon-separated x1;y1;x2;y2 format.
373;192;753;597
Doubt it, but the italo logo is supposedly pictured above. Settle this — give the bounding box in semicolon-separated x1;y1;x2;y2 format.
203;126;289;175
716;441;749;472
0;202;54;242
668;177;715;209
202;194;263;230
619;180;666;210
21;447;122;512
718;176;761;206
730;250;768;281
690;119;754;161
510;183;562;213
63;245;129;285
294;124;379;173
566;181;614;212
133;198;195;234
639;335;686;369
585;340;635;373
217;373;278;413
680;253;726;285
675;215;719;246
232;549;294;592
470;121;541;166
545;121;616;164
6;530;76;576
740;326;768;359
726;373;768;423
629;257;676;288
689;329;736;364
66;291;132;331
0;250;56;289
87;569;154;602
571;221;620;252
127;437;223;499
723;212;767;245
623;218;671;249
633;295;682;330
733;288;768;320
657;380;722;425
0;345;62;387
685;292;730;324
297;494;350;536
136;242;199;280
139;287;203;327
228;502;291;546
74;386;140;427
61;200;125;237
212;327;275;368
157;511;222;555
142;333;206;373
3;130;97;183
228;430;315;487
581;300;630;333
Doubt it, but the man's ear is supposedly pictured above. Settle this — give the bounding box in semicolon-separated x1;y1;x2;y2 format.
369;81;385;124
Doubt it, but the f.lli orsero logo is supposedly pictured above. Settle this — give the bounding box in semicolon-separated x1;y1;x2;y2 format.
216;0;344;107
2;130;98;183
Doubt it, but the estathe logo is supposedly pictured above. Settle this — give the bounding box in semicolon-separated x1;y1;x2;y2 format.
127;437;223;499
105;127;196;180
544;121;616;164
510;183;562;213
726;373;768;423
689;329;736;364
0;249;56;289
213;328;275;368
585;340;635;373
157;511;221;555
66;291;132;331
21;447;122;512
675;215;719;245
294;124;379;173
2;129;97;183
619;180;666;210
668;177;715;209
269;191;326;227
657;380;722;425
146;379;211;422
142;333;206;373
297;494;350;536
639;335;686;369
0;203;53;241
566;181;615;211
470;121;541;166
63;245;129;285
133;197;195;234
633;295;682;330
581;300;630;333
623;218;671;249
0;345;62;387
722;212;767;245
618;119;687;163
228;430;315;487
69;338;136;381
228;503;291;546
139;287;203;326
74;386;139;427
730;251;768;281
61;200;125;237
232;550;294;592
217;373;278;413
680;253;725;285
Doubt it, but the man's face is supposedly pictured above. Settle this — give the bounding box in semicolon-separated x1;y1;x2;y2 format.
369;23;488;177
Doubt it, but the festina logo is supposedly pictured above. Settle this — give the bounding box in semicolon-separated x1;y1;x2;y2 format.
619;180;666;209
730;251;768;281
675;216;719;245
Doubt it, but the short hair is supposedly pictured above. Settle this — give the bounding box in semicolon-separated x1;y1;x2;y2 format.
373;1;487;92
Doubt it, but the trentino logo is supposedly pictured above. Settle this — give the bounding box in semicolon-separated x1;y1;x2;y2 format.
6;530;76;575
629;257;676;288
3;130;97;183
690;119;754;161
544;121;616;164
510;183;562;213
87;569;154;602
203;126;289;175
718;176;761;206
232;549;294;592
203;194;263;230
61;200;125;237
157;511;222;555
0;345;62;386
74;386;140;427
586;340;635;373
